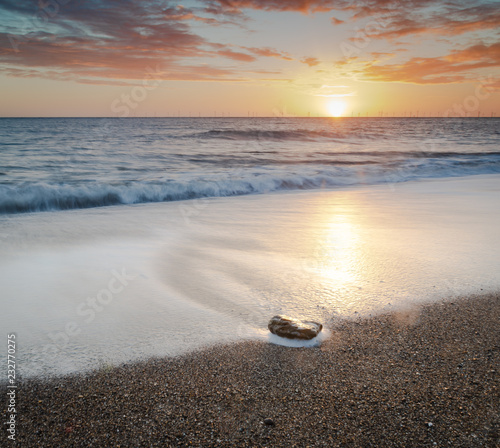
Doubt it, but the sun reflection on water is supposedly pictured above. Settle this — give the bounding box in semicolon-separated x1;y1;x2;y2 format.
320;219;359;284
305;211;360;288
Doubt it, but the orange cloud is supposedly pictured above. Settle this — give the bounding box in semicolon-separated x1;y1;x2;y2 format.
360;42;500;84
301;57;320;67
216;49;256;62
202;0;342;14
482;78;500;92
446;43;500;63
163;4;241;26
244;47;293;61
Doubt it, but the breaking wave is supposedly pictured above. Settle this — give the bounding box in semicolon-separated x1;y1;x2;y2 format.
2;158;500;214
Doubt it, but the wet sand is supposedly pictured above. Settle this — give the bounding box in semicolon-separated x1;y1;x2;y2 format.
3;174;500;377
9;293;500;447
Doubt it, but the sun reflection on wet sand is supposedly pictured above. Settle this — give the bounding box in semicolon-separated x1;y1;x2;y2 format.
306;215;360;286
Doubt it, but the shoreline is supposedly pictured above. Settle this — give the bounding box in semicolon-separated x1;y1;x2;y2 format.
3;173;500;378
9;293;499;447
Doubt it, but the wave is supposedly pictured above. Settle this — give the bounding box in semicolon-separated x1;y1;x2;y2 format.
195;129;346;141
313;150;500;158
1;159;500;214
183;152;500;167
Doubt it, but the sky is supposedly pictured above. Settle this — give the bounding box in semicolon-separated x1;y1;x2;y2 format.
0;0;499;117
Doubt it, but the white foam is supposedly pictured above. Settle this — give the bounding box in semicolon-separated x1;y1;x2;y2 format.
1;174;499;377
268;329;331;348
2;154;499;214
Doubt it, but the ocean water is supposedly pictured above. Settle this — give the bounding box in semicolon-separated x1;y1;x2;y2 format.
1;117;499;213
1;118;500;377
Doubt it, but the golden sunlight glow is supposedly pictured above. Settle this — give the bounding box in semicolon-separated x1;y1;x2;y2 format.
304;214;359;286
319;219;358;283
327;100;347;117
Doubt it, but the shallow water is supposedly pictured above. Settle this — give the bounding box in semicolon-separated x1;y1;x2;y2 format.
1;174;499;377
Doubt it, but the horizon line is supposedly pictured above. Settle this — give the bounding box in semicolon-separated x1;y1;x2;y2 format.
0;115;498;119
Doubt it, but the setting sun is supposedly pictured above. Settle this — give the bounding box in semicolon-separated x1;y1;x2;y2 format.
327;100;347;117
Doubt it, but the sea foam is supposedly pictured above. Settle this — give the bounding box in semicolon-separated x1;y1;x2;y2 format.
1;156;499;214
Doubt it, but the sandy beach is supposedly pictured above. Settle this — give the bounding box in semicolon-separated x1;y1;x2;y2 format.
9;293;499;447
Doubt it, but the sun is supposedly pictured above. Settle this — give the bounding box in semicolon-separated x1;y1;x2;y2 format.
327;100;346;117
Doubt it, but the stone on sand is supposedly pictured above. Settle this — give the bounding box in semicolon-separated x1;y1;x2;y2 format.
268;315;322;340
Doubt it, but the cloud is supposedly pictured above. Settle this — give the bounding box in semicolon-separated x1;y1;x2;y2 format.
244;47;293;61
370;52;396;58
0;0;498;89
216;49;256;62
162;4;247;27
204;0;500;42
162;5;218;25
347;2;500;40
481;77;500;92
359;41;500;84
0;0;279;84
202;0;343;14
301;57;320;67
446;42;500;64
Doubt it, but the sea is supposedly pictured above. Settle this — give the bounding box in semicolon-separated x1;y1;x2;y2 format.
1;117;500;377
1;117;499;213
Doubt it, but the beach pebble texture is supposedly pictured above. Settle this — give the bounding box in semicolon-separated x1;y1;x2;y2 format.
7;294;499;447
268;315;323;340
